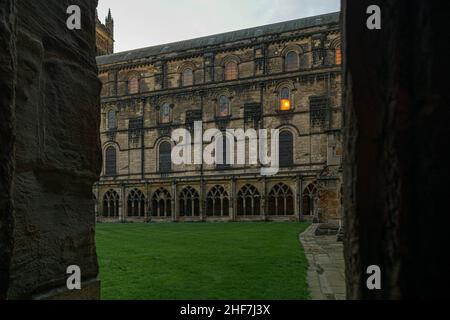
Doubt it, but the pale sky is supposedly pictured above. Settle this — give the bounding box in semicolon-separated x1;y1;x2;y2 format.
97;0;340;53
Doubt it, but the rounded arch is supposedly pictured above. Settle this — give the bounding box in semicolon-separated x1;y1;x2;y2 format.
237;184;261;216
151;187;172;218
206;185;230;217
179;186;200;217
281;44;304;57
329;36;342;49
275;124;301;137
127;188;146;217
220;54;241;66
102;189;120;218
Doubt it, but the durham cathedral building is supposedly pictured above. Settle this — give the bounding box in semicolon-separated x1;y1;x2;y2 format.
94;11;343;224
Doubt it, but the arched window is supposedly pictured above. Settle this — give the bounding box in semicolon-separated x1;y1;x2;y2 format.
237;184;261;216
127;188;146;217
206;186;229;217
303;182;319;216
105;146;117;176
107;110;117;129
102;190;120;218
182;68;194;86
218;95;231;117
335;47;342;65
268;183;294;216
179;187;200;217
160;103;172;124
224;61;238;81
279;87;291;111
285;51;299;71
151;188;172;218
279;131;294;167
128;76;139;94
159;142;172;173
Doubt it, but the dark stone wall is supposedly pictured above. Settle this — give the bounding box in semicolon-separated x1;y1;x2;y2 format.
342;0;450;299
0;1;101;299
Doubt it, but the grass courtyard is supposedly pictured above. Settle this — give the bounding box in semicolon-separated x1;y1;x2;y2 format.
96;222;310;300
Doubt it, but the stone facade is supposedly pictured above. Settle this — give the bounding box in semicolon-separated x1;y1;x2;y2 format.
96;9;114;56
94;12;342;224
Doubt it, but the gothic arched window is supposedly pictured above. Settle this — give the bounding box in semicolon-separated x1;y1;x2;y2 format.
279;87;291;111
279;131;294;167
285;51;299;71
159;142;172;173
182;68;194;86
206;186;229;217
224;61;238;81
105;146;117;176
218;96;230;117
179;187;200;217
128;76;139;94
102;189;120;218
151;188;172;218
127;188;146;217
303;182;319;216
237;184;261;216
268;183;294;216
160;103;172;124
107;110;117;129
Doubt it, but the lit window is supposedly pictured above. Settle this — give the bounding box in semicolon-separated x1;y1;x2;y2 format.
285;51;299;71
128;76;139;94
335;48;342;65
182;68;193;86
225;61;238;81
279;87;291;111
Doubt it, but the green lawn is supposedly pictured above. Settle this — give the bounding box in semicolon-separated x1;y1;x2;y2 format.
96;222;310;300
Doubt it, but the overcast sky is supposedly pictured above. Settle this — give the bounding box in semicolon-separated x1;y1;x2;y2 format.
97;0;340;53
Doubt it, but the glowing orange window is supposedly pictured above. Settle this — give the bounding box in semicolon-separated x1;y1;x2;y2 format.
279;87;291;111
335;48;342;65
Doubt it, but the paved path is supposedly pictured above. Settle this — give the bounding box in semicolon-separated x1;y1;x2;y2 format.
300;224;346;300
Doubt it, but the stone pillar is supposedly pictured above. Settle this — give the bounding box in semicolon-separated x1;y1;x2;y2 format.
172;181;177;221
230;177;236;221
343;0;450;299
261;178;267;219
295;175;301;220
0;0;101;299
200;179;205;220
120;184;126;222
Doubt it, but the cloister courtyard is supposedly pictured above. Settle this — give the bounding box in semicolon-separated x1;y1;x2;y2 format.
96;222;310;300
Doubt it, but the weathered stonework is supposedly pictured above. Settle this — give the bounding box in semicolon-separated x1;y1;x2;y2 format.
95;13;343;224
0;0;101;299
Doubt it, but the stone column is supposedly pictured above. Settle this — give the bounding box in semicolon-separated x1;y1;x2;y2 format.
262;178;267;220
230;177;236;221
172;181;177;221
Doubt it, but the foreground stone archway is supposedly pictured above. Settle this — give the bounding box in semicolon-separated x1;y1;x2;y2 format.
0;0;101;299
342;0;450;299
